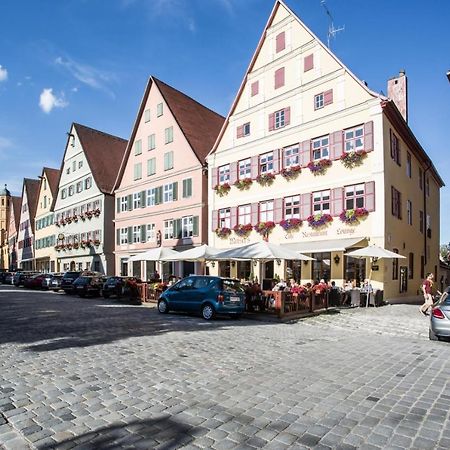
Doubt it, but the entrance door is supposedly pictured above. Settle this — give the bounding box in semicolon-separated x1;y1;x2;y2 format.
400;266;408;293
70;261;76;271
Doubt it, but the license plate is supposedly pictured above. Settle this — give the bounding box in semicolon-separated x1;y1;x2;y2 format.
230;296;240;303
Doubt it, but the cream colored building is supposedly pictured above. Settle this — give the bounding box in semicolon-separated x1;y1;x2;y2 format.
34;167;60;272
207;0;443;300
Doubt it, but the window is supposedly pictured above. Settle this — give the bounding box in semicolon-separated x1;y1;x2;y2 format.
390;131;400;165
274;67;285;89
392;249;399;280
251;81;259;96
259;200;274;222
313;190;330;214
85;177;92;189
218;164;230;184
283;145;299;168
315;90;333;110
43;178;47;190
344;126;364;153
133;192;141;209
419;210;424;233
61;189;67;199
409;253;414;279
312;136;329;161
66;167;70;175
146;224;155;243
426;177;430;197
238;204;251;224
219;208;231;228
237;122;251;137
164;220;174;239
72;161;76;172
134;139;142;156
391;187;402;219
165;126;174;144
345;184;365;210
164;183;173;203
147;188;156;207
148;134;156;151
406;152;412;178
182;178;192;198
239;158;251;179
407;200;412;225
182;216;193;238
314;93;324;110
78;161;83;168
134;163;142;180
419;168;423;190
147;158;156;176
275;31;285;53
76;181;83;193
43;196;47;208
157;103;163;117
259;152;273;174
275;109;285;129
164;151;174;170
284;195;300;219
133;226;141;243
120;197;128;212
68;185;74;196
144;109;151;122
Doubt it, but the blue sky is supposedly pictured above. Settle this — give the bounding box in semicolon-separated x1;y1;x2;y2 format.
0;0;449;241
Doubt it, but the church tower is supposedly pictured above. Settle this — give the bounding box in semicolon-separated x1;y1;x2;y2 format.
0;184;12;269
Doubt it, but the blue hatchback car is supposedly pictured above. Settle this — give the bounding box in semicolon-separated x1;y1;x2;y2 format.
157;275;245;320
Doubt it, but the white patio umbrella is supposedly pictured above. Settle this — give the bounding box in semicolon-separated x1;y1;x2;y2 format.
160;244;222;262
128;247;179;262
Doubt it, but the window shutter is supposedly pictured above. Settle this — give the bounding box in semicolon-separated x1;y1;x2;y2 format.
390;130;394;159
155;186;162;205
236;125;244;138
276;31;285;52
364;121;374;152
251;203;259;224
230;206;237;228
116;229;120;245
398;191;402;219
251;155;259;178
365;181;375;212
187;178;192;197
251;81;259;96
324;89;333;106
172;182;178;201
182;179;187;198
330;131;343;160
304;54;314;72
229;162;238;184
211;167;218;188
116;197;120;213
127;195;133;211
140;226;146;243
284;107;291;126
330;188;344;216
268;113;275;132
300;194;312;219
140;190;146;207
273;198;283;223
273;149;280;173
127;227;133;243
211;210;218;231
193;216;199;236
391;187;396;217
274;67;285;89
299;140;311;166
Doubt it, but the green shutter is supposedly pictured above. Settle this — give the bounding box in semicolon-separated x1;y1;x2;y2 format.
117;197;120;213
193;216;199;236
140;225;146;243
155;186;162;205
174;219;182;239
127;194;133;211
172;182;178;201
116;228;120;245
127;227;133;243
140;190;146;207
188;178;192;197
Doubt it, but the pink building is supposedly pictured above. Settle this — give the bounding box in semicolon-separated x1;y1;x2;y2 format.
114;76;224;280
8;196;21;271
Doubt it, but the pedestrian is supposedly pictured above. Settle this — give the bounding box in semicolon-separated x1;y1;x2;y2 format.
419;273;434;316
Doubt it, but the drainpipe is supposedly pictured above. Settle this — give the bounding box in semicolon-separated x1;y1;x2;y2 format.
423;162;432;267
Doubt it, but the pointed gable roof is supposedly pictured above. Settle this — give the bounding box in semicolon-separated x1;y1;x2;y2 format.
11;196;21;231
22;178;40;230
209;0;382;155
114;76;224;189
42;167;61;199
72;123;128;195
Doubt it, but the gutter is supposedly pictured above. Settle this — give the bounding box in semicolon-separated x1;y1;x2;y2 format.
423;162;432;266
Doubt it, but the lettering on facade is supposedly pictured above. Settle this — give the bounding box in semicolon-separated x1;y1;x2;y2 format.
229;237;250;246
336;227;356;235
301;230;328;238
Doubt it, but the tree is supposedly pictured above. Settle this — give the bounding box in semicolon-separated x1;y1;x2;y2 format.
440;243;450;264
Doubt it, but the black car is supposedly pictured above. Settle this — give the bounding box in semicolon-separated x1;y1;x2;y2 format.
102;276;142;301
60;271;82;294
73;275;106;297
13;271;38;287
0;271;12;284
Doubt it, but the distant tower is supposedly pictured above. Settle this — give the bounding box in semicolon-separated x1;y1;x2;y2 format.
0;184;11;269
388;70;408;123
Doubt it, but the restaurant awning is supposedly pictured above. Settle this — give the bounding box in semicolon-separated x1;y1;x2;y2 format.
280;237;367;253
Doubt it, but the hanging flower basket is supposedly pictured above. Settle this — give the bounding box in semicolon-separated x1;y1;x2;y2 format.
254;221;276;236
55;222;60;228
81;240;87;248
279;218;302;232
66;217;72;224
256;173;276;186
214;183;231;197
94;239;101;246
66;243;73;250
340;150;367;169
280;165;301;180
73;242;79;249
234;178;253;190
80;214;86;221
339;208;369;224
307;159;332;175
93;209;101;217
59;219;66;226
307;213;333;228
233;223;253;237
73;215;78;222
215;227;232;238
85;211;93;219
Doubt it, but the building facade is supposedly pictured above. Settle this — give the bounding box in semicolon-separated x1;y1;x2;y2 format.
7;196;21;271
114;77;224;280
17;179;40;270
34;167;60;272
53;123;127;275
0;185;11;270
207;0;443;299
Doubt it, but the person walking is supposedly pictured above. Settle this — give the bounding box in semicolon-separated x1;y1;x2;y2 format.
419;273;434;316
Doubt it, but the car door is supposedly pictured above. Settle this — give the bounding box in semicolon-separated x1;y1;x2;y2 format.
192;277;212;311
169;277;196;312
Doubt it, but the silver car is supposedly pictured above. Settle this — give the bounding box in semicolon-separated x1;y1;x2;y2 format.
429;287;450;341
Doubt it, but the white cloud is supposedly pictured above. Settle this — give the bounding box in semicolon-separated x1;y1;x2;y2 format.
39;88;68;114
0;65;8;82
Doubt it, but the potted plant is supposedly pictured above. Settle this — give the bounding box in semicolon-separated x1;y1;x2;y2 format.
280;165;301;180
215;227;232;238
233;223;253;237
340;150;367;169
339;208;369;224
306;213;333;228
93;208;101;217
307;159;332;175
254;221;276;236
214;183;231;197
94;239;101;246
279;218;302;232
234;178;253;190
256;173;276;186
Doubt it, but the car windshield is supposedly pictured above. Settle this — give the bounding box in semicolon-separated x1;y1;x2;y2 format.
221;279;244;293
439;292;450;305
64;272;81;279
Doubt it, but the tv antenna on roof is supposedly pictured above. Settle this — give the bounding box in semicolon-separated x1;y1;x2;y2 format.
321;0;345;49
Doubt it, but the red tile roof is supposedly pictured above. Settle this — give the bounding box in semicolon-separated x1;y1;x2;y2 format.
23;179;40;232
42;167;61;200
11;196;21;232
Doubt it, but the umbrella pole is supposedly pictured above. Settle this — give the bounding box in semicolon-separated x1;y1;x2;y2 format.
367;258;373;308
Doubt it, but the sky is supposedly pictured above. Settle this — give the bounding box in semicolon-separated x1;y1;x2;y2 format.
0;0;449;242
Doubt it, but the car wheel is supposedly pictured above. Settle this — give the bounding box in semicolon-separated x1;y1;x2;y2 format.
202;303;215;320
158;299;169;314
429;328;440;341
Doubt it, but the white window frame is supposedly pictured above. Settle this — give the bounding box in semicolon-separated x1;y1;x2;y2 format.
345;184;365;210
157;103;163;117
133;225;141;243
238;158;251;179
134;163;142;181
164;151;174;170
314;93;324;110
85;177;92;190
238;204;251;224
164;183;173;203
284;145;299;168
147;188;156;207
164;220;174;239
144;109;151;123
219;208;231;228
164;126;174;144
76;181;83;193
313;190;331;214
148;133;156;151
218;164;230;184
146;224;155;243
134;139;142;156
182;216;193;238
133;192;141;209
259;152;274;174
312;136;330;161
274;109;285;129
284;195;300;219
259;200;274;222
147;157;156;176
344;126;364;153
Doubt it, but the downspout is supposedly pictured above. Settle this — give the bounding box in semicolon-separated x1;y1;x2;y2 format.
423;162;432;267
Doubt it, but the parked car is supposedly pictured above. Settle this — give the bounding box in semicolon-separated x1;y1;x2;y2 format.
429;287;450;341
60;271;82;294
102;276;142;302
41;273;61;290
49;274;63;292
24;274;47;289
73;275;106;297
14;271;38;287
4;272;14;284
158;275;245;320
0;271;12;284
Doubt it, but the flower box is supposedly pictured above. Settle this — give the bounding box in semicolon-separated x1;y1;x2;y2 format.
339;208;369;224
307;159;332;175
215;227;231;238
234;178;253;190
214;183;231;197
233;223;253;237
279;218;302;232
256;172;276;186
254;221;276;236
94;239;101;246
340;150;367;169
280;165;301;180
306;213;333;228
93;209;101;217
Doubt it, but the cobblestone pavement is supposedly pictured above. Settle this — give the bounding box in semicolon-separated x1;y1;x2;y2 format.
1;286;450;450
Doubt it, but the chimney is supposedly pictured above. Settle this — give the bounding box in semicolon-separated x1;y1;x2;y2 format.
387;70;408;123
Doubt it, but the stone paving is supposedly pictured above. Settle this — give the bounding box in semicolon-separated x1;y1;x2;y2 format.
0;285;450;449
